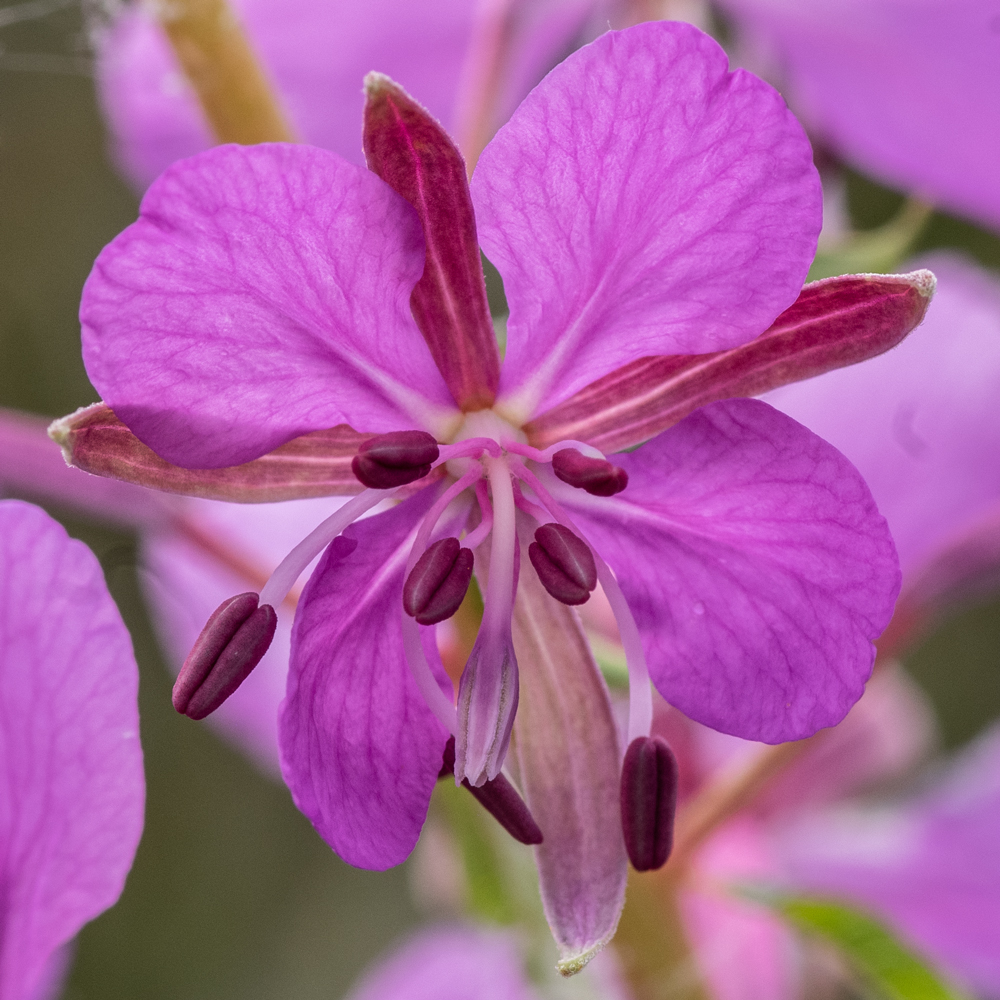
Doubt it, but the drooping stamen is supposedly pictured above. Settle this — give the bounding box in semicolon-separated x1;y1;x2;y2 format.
352;430;440;488
504;438;605;463
508;457;653;742
551;448;628;497
528;523;597;605
173;592;277;720
455;455;520;786
404;537;475;625
439;736;543;845
258;488;390;609
620;735;679;872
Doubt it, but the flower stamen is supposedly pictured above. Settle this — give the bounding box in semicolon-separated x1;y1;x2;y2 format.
352;429;440;488
403;537;475;625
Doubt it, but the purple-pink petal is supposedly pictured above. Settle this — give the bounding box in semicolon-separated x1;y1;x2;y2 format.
719;0;1000;231
345;926;540;1000
767;254;1000;582
565;398;899;743
279;488;451;870
96;0;480;189
777;721;1000;996
472;20;821;418
0;501;144;1000
81;142;456;469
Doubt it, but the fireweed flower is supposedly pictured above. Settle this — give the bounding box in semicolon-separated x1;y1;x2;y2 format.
96;0;602;187
715;0;1000;231
61;21;929;967
0;501;144;1000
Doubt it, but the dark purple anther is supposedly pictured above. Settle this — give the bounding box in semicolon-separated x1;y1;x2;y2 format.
620;735;679;872
551;448;628;496
172;592;277;721
403;537;475;625
352;430;440;489
438;736;543;845
528;523;597;605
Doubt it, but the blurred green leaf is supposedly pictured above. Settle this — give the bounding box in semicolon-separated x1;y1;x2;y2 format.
809;199;932;281
742;888;970;1000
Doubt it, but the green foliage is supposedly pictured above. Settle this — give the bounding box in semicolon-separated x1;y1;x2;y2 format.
743;889;970;1000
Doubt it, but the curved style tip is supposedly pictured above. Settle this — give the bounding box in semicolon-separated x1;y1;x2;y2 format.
173;592;277;720
551;448;628;496
620;735;679;872
528;523;597;606
352;430;440;489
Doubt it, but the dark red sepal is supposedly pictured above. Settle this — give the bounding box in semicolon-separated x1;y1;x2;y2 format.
528;523;597;606
438;736;543;845
352;430;439;489
403;537;475;625
620;735;679;872
173;593;277;720
363;73;500;412
551;449;628;496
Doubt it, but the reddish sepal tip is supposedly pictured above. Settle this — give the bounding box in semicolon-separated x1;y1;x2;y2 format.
529;522;597;605
437;736;543;845
620;735;679;872
403;537;475;625
172;593;277;720
551;448;628;496
352;430;439;489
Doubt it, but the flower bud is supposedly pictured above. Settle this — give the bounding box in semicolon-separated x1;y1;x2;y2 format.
551;448;628;496
172;593;277;720
352;430;439;488
403;537;475;625
528;523;597;605
438;736;543;845
620;735;679;871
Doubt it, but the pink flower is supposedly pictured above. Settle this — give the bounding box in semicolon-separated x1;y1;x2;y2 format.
96;0;603;187
0;501;144;1000
61;22;927;967
716;0;1000;231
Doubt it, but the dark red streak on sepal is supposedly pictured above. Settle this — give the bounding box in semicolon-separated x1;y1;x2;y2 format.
363;73;500;412
526;270;935;453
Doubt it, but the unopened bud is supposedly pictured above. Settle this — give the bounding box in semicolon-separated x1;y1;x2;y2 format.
552;449;628;496
172;593;277;720
620;735;678;871
352;430;439;488
403;537;475;625
528;523;597;605
438;736;543;845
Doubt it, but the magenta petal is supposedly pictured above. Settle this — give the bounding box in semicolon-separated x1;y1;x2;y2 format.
0;501;144;1000
472;21;821;417
346;927;539;1000
720;0;1000;231
95;0;479;189
767;254;1000;582
565;398;899;743
279;488;452;870
778;721;1000;996
82;143;457;469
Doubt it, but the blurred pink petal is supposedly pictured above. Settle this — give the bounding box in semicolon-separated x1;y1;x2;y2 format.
718;0;1000;230
683;819;800;1000
0;501;144;1000
777;721;1000;996
345;926;539;1000
767;254;1000;581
